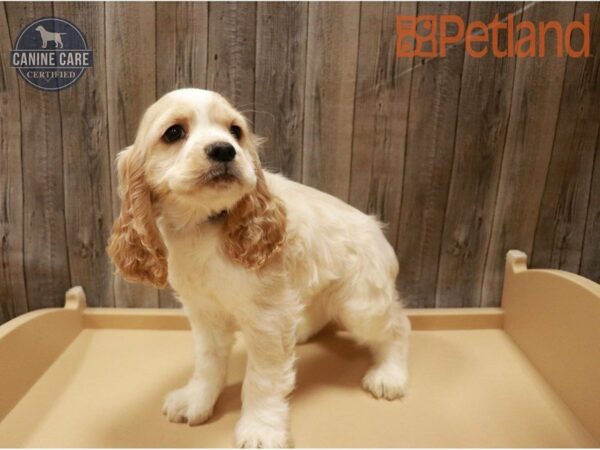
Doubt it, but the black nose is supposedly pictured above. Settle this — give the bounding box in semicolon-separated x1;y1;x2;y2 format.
205;142;236;162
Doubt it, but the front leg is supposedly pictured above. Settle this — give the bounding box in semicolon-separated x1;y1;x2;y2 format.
163;306;234;425
235;307;298;448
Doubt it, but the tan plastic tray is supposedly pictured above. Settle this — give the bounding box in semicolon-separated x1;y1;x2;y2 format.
1;250;599;448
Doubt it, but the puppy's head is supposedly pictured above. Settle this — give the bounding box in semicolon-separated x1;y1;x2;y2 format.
107;89;286;288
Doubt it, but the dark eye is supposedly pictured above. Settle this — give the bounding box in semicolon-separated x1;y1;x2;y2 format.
229;124;242;140
162;124;185;143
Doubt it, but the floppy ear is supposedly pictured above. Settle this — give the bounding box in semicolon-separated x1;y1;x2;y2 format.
223;150;287;270
107;147;168;288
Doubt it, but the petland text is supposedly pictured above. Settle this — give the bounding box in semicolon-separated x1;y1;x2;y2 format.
397;13;590;58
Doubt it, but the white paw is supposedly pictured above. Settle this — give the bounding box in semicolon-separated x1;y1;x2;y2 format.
235;417;290;448
162;382;218;426
362;364;409;400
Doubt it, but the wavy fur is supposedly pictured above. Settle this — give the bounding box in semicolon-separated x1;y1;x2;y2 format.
224;169;287;270
107;147;168;288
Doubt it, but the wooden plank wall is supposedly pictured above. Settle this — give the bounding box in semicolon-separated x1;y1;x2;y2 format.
1;1;599;322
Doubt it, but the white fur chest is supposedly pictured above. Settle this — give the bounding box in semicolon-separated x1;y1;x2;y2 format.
161;223;260;313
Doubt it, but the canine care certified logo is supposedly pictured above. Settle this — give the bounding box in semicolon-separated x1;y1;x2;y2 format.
9;17;93;91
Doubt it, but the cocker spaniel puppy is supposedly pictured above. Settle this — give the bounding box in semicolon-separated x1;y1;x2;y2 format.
107;88;410;448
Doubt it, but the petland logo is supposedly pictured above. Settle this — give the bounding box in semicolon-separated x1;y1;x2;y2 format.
10;17;93;91
397;14;591;58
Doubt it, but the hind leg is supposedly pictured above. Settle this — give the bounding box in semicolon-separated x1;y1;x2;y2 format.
338;292;410;400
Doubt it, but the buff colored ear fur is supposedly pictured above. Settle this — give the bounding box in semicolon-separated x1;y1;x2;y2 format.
223;144;287;270
107;147;168;288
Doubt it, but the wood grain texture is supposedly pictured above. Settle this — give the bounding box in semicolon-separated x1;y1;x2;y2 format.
531;2;600;273
156;2;208;98
581;135;600;283
303;2;360;201
0;3;27;322
1;2;600;322
396;2;469;308
580;3;600;282
207;2;256;119
6;3;71;310
481;2;576;307
106;2;160;308
435;2;520;307
55;2;114;308
349;2;415;248
254;2;307;181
